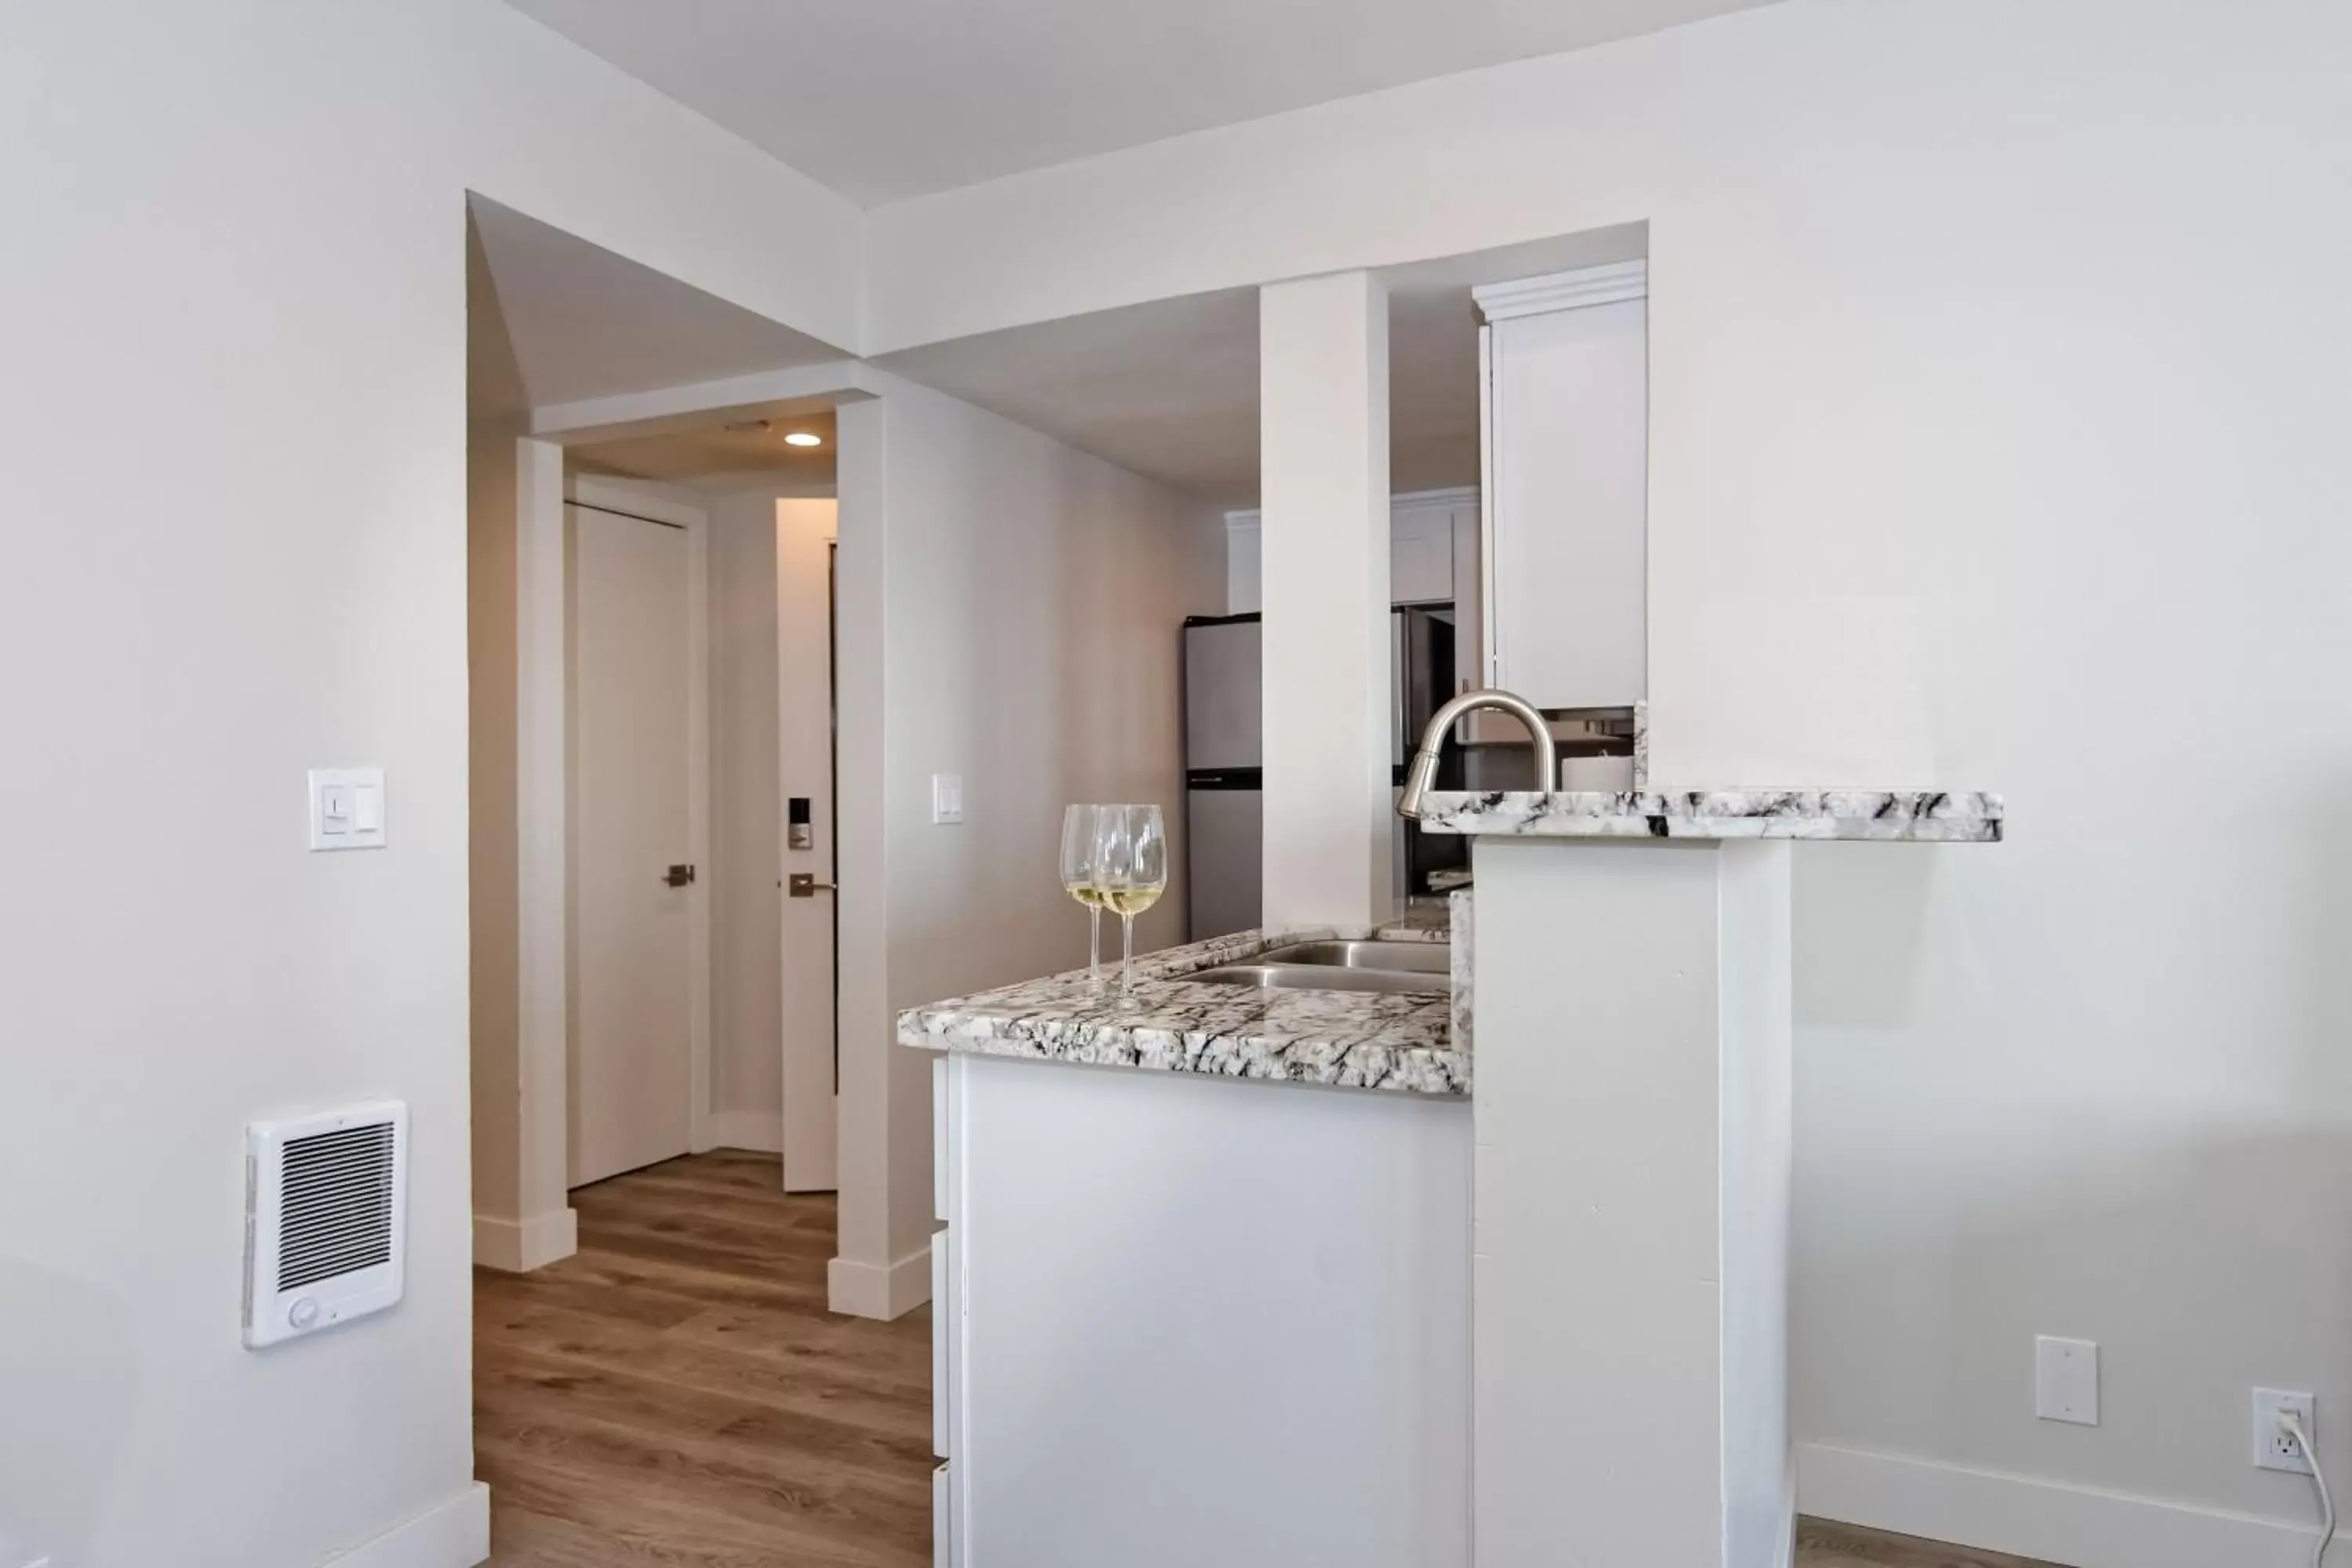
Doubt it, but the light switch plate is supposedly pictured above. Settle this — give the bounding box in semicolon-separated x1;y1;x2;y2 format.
309;768;387;851
2034;1335;2099;1425
931;773;964;826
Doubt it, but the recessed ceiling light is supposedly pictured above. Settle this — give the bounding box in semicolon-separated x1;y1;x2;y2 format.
783;430;823;448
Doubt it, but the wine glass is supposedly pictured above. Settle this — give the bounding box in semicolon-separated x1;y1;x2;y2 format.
1094;804;1167;998
1060;804;1109;989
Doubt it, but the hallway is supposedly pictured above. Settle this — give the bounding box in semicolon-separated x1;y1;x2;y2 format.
475;1152;934;1566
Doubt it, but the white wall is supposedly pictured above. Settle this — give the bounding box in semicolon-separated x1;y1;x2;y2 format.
833;372;1225;1307
468;416;527;1223
468;231;574;1272
862;0;2352;1555
0;2;860;1564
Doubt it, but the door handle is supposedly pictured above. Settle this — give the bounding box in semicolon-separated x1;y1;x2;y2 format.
662;864;696;888
788;873;835;898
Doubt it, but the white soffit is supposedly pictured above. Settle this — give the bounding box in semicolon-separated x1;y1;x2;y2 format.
876;225;1646;507
502;0;1786;207
466;195;847;412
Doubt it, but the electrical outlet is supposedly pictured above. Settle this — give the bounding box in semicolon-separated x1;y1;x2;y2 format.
2254;1388;2316;1475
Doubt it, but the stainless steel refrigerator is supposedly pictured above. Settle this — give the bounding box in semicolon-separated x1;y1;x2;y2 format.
1183;608;1466;940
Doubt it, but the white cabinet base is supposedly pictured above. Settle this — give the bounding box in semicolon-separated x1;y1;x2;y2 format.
939;1056;1470;1568
1471;834;1794;1568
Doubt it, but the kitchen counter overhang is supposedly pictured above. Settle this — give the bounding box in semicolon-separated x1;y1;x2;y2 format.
1415;787;2003;841
896;920;1466;1098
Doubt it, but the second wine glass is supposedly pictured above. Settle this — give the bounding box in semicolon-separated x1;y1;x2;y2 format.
1059;804;1109;990
1094;804;1167;998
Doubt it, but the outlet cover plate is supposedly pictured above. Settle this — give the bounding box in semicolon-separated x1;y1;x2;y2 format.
2255;1388;2316;1474
2034;1336;2100;1425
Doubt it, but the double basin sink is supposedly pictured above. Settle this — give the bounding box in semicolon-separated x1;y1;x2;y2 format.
1194;938;1451;996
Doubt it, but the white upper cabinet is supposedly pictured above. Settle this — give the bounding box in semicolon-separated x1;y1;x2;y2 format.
1474;261;1648;712
1388;492;1465;605
1224;488;1477;617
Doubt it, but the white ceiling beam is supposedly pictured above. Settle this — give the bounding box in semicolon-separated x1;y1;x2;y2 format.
531;360;886;444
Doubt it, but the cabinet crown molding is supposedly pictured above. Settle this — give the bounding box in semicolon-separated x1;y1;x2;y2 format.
1474;260;1648;323
1225;486;1478;532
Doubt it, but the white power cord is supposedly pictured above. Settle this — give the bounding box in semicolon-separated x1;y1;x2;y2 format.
2281;1410;2337;1568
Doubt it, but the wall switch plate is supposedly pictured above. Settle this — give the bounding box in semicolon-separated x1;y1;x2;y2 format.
308;768;386;851
2034;1336;2099;1425
2255;1388;2316;1474
931;773;964;826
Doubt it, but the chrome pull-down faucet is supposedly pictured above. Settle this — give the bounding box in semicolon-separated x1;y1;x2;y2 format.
1396;688;1557;820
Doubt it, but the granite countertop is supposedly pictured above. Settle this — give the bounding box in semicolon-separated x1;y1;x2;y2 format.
1374;900;1453;941
1417;789;2003;842
897;917;1466;1098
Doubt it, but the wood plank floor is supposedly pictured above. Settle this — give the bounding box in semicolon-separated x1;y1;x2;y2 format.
1798;1519;2067;1568
476;1151;934;1566
475;1151;2067;1568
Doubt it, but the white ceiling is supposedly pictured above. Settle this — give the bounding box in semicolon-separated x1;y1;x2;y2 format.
876;225;1646;507
467;195;843;413
503;0;1782;207
569;412;840;494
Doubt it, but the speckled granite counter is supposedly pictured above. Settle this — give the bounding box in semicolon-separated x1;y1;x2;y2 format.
897;919;1466;1097
1417;789;2003;841
1374;900;1452;942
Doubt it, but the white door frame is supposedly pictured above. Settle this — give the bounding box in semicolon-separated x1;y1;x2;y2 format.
483;363;898;1312
564;472;716;1166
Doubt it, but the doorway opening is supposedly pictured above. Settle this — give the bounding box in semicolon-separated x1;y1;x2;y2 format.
466;195;932;1563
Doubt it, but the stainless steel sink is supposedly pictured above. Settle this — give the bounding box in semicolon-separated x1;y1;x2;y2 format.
1192;939;1453;995
1191;963;1447;996
1258;939;1451;975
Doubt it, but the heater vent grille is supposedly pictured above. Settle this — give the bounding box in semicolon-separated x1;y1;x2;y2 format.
277;1121;397;1290
245;1100;407;1348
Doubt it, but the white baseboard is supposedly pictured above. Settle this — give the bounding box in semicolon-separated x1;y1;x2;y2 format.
1799;1442;2321;1568
473;1207;578;1272
829;1243;932;1320
319;1482;489;1567
702;1109;783;1153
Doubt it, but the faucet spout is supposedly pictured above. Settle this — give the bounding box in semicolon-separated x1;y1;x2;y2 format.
1396;688;1557;819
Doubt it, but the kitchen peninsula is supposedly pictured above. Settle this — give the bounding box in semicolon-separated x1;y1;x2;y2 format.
901;789;2000;1568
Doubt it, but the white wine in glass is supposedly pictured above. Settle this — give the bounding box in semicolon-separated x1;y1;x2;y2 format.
1095;804;1168;997
1060;804;1109;989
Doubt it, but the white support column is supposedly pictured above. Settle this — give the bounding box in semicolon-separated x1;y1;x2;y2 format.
1470;835;1795;1568
1259;270;1391;927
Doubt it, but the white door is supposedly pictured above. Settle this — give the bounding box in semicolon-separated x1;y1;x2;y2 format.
776;499;839;1192
569;503;695;1188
